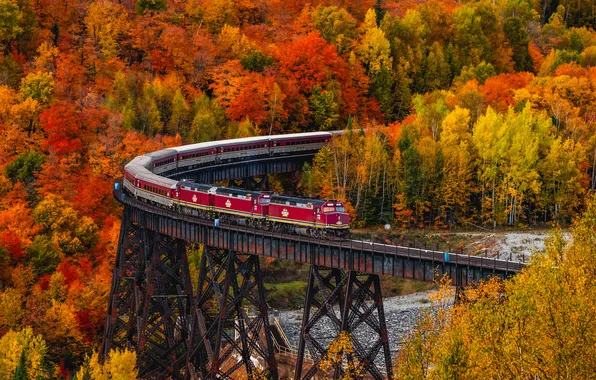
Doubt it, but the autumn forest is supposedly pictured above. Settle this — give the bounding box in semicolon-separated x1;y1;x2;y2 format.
0;0;595;377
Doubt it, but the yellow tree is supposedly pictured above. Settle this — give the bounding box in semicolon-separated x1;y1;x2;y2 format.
0;327;49;379
539;137;586;221
439;107;474;225
318;331;364;380
472;107;505;225
0;288;24;331
76;349;138;380
497;105;551;225
358;9;392;76
85;0;129;59
32;194;99;255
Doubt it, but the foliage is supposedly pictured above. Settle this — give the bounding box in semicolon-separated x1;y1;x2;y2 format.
0;327;48;379
75;349;138;380
5;151;44;184
19;71;54;105
12;349;28;380
0;0;22;48
394;195;596;378
318;331;364;379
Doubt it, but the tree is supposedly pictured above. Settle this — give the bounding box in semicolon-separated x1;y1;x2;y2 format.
227;118;259;139
312;6;358;54
75;349;138;380
439;107;473;224
188;95;227;142
240;51;273;73
32;194;99;255
414;42;451;93
136;0;166;14
0;288;23;330
318;331;363;379
0;0;22;49
27;235;60;275
40;104;85;155
358;9;392;76
480;72;534;112
472;107;504;224
166;89;189;135
503;16;533;72
19;72;54;105
309;85;339;130
85;0;129;59
12;350;28;380
5;151;44;183
539;137;586;221
203;0;238;33
0;327;48;379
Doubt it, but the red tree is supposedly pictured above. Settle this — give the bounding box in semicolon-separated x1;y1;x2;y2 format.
0;230;25;262
40;104;86;155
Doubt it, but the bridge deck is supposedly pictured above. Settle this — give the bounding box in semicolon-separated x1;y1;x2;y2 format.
115;186;525;286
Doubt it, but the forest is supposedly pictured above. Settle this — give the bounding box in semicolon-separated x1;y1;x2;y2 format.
0;0;594;377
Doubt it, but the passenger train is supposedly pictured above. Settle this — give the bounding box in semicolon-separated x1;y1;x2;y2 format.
122;132;350;238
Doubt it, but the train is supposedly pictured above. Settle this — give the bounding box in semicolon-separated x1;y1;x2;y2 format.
122;132;350;238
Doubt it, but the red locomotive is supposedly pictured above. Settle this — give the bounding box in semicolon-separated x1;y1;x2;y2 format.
122;132;350;238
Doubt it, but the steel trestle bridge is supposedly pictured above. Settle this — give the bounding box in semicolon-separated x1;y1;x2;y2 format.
101;133;525;380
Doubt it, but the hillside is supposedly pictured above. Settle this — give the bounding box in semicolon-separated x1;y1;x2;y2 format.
0;0;594;377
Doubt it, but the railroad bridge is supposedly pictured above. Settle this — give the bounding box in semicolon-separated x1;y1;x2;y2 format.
101;133;525;380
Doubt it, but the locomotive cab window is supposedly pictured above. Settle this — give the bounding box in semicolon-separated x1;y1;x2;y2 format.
323;206;335;213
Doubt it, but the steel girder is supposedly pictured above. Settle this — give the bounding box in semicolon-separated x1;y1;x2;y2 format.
102;212;145;359
295;266;392;380
187;246;278;379
102;211;194;379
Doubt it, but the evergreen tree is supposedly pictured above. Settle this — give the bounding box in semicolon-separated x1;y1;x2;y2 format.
13;350;28;380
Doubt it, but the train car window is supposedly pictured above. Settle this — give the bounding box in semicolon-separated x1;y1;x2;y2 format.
323;206;335;213
315;208;320;213
336;207;345;212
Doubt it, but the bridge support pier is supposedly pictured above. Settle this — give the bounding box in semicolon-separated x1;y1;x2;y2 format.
102;212;194;379
295;266;392;380
187;246;278;379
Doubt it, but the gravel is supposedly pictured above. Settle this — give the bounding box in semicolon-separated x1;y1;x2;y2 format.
461;231;572;262
275;290;436;363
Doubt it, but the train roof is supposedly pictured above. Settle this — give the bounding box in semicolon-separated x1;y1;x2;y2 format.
173;133;332;154
136;172;178;188
127;155;153;169
145;148;178;161
124;161;149;176
179;181;215;192
175;136;271;154
268;132;332;140
270;195;327;207
215;186;261;198
174;141;217;154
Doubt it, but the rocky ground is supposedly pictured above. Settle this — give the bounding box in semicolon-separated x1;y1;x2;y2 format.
460;230;572;261
275;290;436;362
